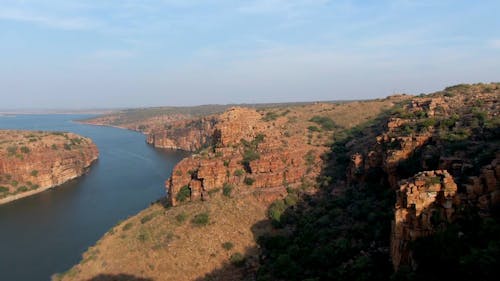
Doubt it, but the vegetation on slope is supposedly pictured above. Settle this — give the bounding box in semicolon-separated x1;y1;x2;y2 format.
255;83;500;281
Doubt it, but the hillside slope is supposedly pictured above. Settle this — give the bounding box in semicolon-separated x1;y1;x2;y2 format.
59;83;499;281
57;97;403;280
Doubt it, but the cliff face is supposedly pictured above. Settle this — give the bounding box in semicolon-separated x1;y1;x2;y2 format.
166;107;324;206
392;156;500;270
0;130;99;204
344;83;500;270
146;117;217;151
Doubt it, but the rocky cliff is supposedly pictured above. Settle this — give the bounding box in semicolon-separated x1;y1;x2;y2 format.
343;83;500;271
166;107;325;206
146;117;218;151
0;130;99;204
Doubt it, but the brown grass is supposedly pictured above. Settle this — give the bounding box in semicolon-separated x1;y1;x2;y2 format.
56;195;271;281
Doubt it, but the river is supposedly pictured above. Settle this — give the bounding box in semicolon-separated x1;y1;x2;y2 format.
0;114;188;281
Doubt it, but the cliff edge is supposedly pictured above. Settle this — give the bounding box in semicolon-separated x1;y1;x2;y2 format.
0;130;99;204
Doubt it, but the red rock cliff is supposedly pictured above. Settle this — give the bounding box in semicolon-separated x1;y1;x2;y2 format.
344;84;500;270
166;107;327;206
0;130;99;204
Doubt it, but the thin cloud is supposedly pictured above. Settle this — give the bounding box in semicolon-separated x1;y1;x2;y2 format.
238;0;329;16
490;39;500;49
87;50;136;60
0;8;100;30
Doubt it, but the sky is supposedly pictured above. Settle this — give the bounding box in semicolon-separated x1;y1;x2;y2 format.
0;0;499;109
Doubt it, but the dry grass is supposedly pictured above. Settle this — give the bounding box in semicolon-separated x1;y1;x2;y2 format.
56;195;270;281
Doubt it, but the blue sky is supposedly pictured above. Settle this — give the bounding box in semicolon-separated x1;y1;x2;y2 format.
0;0;499;109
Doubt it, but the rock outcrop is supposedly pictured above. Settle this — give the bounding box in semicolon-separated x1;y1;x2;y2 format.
344;83;500;271
0;130;98;204
166;107;325;206
391;170;459;269
146;117;217;151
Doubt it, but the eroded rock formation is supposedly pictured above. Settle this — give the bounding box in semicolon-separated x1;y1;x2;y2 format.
345;84;500;271
0;130;98;204
166;107;325;206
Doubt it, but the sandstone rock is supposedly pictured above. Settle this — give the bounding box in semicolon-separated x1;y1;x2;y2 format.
165;107;326;206
0;130;99;205
391;170;458;270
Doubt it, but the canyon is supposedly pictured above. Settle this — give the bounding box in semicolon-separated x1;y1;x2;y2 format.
0;130;99;205
59;83;499;280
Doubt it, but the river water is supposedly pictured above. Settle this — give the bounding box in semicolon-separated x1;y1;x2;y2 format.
0;114;188;281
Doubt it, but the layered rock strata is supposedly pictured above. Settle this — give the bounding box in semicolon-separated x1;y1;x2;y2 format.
0;130;98;204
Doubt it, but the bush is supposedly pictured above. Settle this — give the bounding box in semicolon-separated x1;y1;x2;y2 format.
176;185;191;202
244;177;255;186
191;212;209;226
308;125;321;132
304;150;315;166
63;143;71;150
284;193;299;206
175;212;188;224
20;146;30;154
31;170;38;177
309;116;339;131
0;186;9;193
242;149;260;163
51;144;58;150
6;146;17;155
122;222;134;231
268;200;287;224
230;253;246;267
223;183;233;197
222;242;234;250
140;213;156;224
233;169;245;177
425;176;441;186
263;112;279;121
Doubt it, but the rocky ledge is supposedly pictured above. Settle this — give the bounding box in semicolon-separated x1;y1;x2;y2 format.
0;130;99;205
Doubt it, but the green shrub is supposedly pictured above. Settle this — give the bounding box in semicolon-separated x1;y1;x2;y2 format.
64;143;71;150
0;186;9;193
17;186;28;192
11;180;18;187
425;176;441;186
263;112;279;121
175;212;188;224
244;177;255;186
304;150;315;166
6;145;17;155
230;253;246;267
31;170;38;177
222;242;234;250
309;116;338;131
268;200;287;224
51;144;58;150
233;169;245;177
20;146;30;154
284;193;299;206
122;222;134;231
176;185;191;202
308;125;321;132
223;183;233;197
242;149;260;163
140;213;157;224
191;212;210;226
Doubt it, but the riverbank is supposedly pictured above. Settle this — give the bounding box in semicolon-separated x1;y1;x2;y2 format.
0;130;98;205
